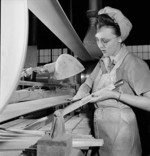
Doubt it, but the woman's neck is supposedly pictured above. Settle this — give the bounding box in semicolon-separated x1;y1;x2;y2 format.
113;43;122;57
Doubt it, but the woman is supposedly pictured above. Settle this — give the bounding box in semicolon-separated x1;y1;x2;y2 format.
73;6;150;156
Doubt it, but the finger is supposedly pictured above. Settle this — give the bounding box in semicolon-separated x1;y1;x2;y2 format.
90;97;98;102
66;98;73;101
91;93;99;97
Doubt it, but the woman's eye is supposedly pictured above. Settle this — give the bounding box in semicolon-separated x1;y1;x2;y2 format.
102;39;109;44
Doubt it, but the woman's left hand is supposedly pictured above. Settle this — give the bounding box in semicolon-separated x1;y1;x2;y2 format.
90;89;118;103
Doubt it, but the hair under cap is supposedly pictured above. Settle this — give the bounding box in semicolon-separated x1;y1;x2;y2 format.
98;6;132;41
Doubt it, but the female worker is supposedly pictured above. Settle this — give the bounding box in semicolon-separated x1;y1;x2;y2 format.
73;6;150;156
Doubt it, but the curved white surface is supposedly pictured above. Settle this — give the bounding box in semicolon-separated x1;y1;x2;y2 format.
28;0;92;61
1;0;28;113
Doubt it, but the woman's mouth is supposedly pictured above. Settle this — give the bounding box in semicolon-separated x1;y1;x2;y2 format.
101;50;106;54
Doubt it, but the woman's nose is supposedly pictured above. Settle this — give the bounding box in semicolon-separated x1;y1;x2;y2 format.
97;40;105;48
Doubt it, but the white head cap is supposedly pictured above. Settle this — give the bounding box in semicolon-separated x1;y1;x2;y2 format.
98;6;132;41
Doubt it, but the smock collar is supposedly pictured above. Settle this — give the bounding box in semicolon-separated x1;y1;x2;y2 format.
110;44;128;65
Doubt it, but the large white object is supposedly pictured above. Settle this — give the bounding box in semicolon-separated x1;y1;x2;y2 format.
44;54;85;80
1;0;28;113
55;54;85;80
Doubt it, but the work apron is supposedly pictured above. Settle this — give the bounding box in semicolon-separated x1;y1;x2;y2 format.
92;50;142;156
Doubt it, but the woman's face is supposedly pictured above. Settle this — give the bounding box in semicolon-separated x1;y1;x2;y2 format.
95;26;121;57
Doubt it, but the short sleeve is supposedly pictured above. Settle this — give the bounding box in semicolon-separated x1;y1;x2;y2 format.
85;62;100;88
126;55;150;95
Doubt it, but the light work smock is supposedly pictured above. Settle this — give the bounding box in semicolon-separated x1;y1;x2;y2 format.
77;45;150;156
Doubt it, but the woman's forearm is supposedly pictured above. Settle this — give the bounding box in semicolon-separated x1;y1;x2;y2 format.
114;91;150;111
73;83;91;100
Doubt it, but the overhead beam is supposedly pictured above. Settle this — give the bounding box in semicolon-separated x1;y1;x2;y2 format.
28;0;92;61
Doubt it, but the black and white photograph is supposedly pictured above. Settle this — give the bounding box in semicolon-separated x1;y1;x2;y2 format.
1;0;150;156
